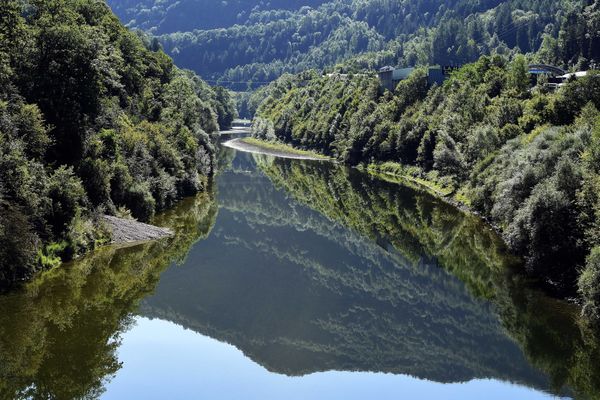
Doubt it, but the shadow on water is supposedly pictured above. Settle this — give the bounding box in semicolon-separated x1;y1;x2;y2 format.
0;193;217;399
0;147;600;399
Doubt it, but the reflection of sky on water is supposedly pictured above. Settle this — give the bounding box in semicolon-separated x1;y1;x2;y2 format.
104;318;563;400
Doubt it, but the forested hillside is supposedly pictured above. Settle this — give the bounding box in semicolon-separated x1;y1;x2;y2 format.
0;0;233;285
108;0;597;89
253;0;600;315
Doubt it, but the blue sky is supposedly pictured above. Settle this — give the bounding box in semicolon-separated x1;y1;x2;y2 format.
103;317;566;400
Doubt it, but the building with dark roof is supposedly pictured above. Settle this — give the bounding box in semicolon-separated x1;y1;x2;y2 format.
378;66;460;91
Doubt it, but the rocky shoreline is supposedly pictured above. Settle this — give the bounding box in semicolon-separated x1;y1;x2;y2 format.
103;215;174;244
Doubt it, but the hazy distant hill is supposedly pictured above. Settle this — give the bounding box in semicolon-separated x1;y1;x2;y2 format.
106;0;330;33
106;0;579;89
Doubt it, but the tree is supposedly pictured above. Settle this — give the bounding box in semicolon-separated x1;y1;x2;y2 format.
0;0;226;281
213;86;238;130
0;203;38;285
580;247;600;318
508;55;530;96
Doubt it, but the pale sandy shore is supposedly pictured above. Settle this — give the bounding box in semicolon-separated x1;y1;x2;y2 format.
217;127;252;135
103;215;173;244
223;138;330;161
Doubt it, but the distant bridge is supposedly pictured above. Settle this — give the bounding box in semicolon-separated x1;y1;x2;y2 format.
528;64;566;76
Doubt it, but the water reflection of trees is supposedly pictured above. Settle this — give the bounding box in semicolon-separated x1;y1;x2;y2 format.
0;193;217;399
257;155;600;400
4;146;598;400
142;153;543;389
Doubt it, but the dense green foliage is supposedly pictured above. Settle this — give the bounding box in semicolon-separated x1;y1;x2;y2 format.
0;0;232;284
212;85;238;130
254;46;600;312
109;0;598;90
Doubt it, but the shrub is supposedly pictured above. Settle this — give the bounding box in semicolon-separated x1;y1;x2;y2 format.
433;131;465;178
252;117;276;140
126;182;156;221
78;157;112;207
37;241;68;270
64;211;104;259
45;167;88;237
508;181;584;286
464;124;499;165
0;204;39;285
15;104;51;159
579;247;600;319
499;124;523;142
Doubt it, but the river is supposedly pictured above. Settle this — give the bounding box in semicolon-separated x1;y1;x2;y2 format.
0;140;599;399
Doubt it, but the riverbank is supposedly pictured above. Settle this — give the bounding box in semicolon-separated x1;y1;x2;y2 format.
364;162;508;241
223;137;333;161
366;163;454;197
366;163;476;210
244;136;572;296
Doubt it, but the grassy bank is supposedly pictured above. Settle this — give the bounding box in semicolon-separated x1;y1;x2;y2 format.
366;162;472;206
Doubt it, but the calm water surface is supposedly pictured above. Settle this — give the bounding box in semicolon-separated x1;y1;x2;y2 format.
1;144;599;399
